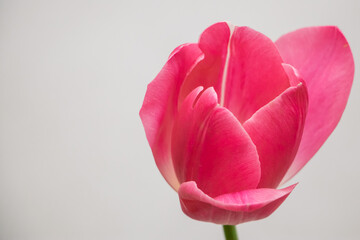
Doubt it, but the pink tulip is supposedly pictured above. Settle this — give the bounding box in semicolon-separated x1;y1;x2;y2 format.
140;22;354;225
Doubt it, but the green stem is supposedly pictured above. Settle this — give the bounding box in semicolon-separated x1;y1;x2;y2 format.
223;225;238;240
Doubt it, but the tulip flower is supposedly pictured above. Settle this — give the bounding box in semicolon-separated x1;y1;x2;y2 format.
140;22;354;233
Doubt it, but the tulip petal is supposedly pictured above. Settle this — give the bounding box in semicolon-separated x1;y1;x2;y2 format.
178;181;296;225
275;26;355;182
223;26;290;123
243;79;308;188
139;44;203;190
178;22;231;105
172;87;261;197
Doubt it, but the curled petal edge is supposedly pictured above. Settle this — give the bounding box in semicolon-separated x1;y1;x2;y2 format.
178;181;297;225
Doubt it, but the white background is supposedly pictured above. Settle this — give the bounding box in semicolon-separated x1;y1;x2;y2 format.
0;0;359;239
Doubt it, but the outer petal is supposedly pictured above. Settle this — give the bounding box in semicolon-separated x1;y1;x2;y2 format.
223;26;290;123
276;26;355;182
139;44;202;190
172;88;261;197
243;78;308;188
178;181;296;225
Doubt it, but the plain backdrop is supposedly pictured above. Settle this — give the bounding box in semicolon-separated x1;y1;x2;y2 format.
0;0;359;239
